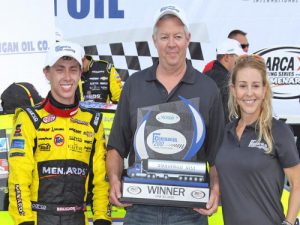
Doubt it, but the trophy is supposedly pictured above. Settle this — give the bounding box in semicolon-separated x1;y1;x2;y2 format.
120;97;209;207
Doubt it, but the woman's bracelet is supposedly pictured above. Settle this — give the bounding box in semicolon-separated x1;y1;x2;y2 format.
281;220;292;225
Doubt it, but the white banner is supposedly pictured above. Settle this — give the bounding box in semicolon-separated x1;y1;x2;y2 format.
1;0;300;121
0;0;55;98
54;0;300;121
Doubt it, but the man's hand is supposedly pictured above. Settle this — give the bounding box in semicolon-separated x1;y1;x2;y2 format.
108;176;131;208
106;149;131;208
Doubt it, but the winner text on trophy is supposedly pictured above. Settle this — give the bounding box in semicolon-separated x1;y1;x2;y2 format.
120;97;210;207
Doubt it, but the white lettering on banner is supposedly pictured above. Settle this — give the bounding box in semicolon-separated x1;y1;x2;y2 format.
270;77;300;85
0;40;49;55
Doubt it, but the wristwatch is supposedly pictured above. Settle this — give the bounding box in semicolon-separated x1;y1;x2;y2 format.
281;220;292;225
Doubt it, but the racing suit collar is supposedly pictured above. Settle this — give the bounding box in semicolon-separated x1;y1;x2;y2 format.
42;92;79;117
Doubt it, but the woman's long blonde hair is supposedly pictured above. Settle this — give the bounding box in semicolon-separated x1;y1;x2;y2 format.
228;55;273;153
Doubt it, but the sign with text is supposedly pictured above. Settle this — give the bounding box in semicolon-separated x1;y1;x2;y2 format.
121;97;209;207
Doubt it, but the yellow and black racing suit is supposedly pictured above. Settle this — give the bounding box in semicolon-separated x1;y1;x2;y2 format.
80;59;122;103
8;93;111;225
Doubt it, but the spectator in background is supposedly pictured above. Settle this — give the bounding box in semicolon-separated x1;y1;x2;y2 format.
1;82;43;114
216;54;300;225
228;29;249;53
205;39;244;123
202;29;249;73
106;5;224;225
79;55;122;103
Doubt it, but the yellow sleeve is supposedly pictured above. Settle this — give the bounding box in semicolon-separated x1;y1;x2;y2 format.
92;121;112;222
8;110;36;224
109;66;122;103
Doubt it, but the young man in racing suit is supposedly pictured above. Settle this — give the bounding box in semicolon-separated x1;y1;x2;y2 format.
8;41;111;225
80;55;122;103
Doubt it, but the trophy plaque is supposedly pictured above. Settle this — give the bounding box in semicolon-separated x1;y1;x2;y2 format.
120;97;209;207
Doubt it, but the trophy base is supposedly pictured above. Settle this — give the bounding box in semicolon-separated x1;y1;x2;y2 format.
120;177;210;208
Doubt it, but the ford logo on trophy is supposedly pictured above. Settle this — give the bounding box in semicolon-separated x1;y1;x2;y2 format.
121;97;209;207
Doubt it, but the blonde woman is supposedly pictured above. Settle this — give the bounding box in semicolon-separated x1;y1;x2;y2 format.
215;55;300;225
